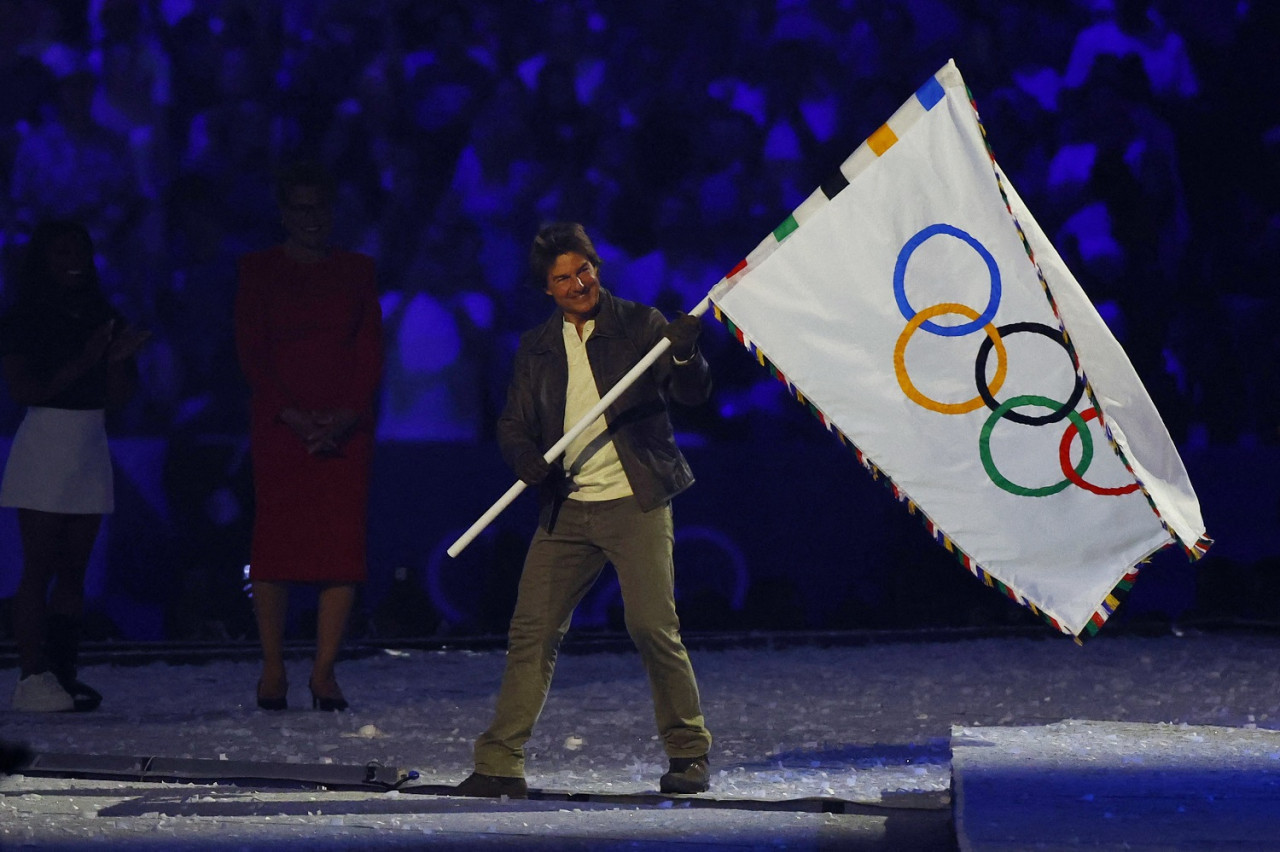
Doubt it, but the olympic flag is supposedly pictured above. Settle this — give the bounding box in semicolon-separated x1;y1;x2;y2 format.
708;60;1210;637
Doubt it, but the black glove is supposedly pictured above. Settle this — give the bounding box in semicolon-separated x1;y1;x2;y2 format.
514;453;552;486
663;312;701;361
548;462;580;499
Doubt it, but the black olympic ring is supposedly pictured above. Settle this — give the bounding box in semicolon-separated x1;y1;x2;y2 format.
973;322;1085;426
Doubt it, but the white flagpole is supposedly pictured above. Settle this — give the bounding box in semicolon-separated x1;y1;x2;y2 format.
446;296;712;558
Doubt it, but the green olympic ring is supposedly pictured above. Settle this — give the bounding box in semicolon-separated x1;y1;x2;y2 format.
979;394;1093;497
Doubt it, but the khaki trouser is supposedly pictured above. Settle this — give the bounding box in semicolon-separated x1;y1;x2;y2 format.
474;496;711;778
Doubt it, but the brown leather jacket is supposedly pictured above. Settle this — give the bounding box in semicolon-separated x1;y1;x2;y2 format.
496;289;711;513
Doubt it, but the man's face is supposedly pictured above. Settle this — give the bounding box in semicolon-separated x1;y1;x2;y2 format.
280;185;334;253
545;251;600;324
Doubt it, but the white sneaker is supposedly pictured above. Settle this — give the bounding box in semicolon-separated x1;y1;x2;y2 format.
12;671;75;712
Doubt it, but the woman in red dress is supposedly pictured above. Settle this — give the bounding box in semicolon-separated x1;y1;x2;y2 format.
234;161;383;711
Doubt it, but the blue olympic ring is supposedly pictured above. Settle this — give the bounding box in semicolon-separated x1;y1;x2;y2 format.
894;223;1001;337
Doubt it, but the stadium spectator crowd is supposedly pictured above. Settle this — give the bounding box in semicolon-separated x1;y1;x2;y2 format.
1;0;1275;448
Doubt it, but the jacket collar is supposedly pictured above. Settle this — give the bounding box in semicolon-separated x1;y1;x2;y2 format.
529;288;624;353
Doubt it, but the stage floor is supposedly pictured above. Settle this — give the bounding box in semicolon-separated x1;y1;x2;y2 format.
3;627;1277;848
953;719;1280;851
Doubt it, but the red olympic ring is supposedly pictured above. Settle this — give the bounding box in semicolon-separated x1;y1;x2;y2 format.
1058;408;1140;496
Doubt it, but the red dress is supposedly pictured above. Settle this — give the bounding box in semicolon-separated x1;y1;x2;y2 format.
234;245;383;583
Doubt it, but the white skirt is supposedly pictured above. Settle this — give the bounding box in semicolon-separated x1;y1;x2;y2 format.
0;407;114;514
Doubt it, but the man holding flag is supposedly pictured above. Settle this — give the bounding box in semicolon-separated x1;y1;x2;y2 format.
455;222;713;798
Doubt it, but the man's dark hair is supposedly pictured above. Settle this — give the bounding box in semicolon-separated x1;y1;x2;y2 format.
528;222;602;286
273;159;336;206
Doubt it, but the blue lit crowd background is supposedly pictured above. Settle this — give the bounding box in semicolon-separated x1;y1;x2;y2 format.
0;0;1276;642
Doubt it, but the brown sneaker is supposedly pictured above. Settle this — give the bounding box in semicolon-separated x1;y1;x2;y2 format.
454;771;529;798
659;755;710;794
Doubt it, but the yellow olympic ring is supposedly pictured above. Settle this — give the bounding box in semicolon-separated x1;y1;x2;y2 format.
895;303;1008;415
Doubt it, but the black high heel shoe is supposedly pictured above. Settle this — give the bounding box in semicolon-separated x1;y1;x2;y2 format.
308;680;348;712
58;676;103;713
256;679;288;711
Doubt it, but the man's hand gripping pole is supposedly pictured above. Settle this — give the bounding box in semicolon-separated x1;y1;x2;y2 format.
446;297;711;558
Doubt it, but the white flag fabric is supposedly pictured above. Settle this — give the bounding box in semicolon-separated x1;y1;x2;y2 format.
709;60;1210;637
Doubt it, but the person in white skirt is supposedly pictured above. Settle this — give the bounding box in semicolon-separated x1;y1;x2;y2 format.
0;221;148;712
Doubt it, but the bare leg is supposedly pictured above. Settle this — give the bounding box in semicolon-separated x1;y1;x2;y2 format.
13;510;101;677
45;513;102;709
311;583;355;697
47;514;101;618
14;510;61;676
252;580;289;695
